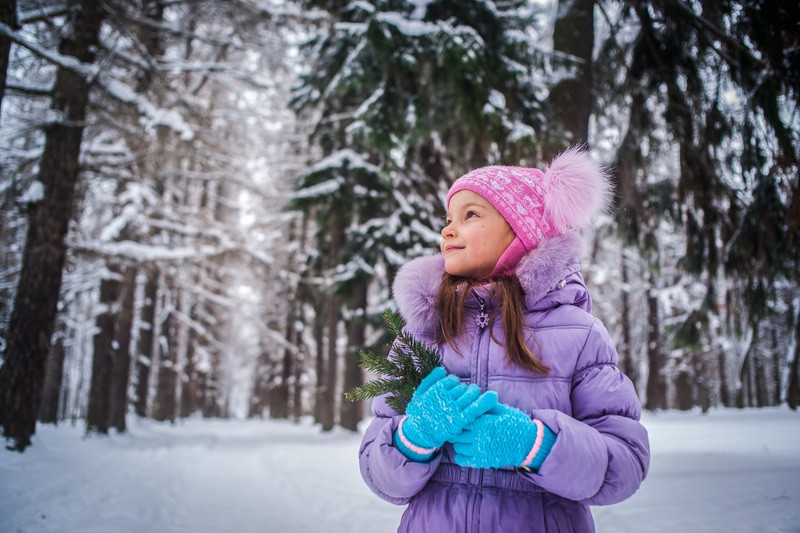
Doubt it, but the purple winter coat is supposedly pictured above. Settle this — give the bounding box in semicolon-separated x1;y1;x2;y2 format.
358;232;650;532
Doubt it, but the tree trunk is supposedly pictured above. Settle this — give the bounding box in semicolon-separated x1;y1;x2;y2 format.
618;250;638;389
644;275;667;410
38;322;67;424
694;356;711;413
313;297;325;423
755;351;770;408
0;0;18;126
546;0;594;152
201;347;223;418
180;333;199;418
270;309;294;420
152;289;178;423
86;275;120;433
787;307;800;409
674;367;693;410
718;348;732;407
320;292;341;431
133;269;158;417
340;281;367;431
107;266;136;431
0;0;104;449
249;336;273;418
319;211;345;431
292;325;306;421
86;264;136;433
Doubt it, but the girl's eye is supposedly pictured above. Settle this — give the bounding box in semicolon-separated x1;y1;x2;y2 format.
466;211;478;219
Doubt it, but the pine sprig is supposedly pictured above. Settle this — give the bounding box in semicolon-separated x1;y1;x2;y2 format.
344;309;443;414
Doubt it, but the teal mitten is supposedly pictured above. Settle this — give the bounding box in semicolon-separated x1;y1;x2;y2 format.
394;367;498;461
451;403;556;470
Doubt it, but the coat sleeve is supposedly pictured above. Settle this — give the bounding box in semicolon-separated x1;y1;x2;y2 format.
358;394;442;505
520;319;650;504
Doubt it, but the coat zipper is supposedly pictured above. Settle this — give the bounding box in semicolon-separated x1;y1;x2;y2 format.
467;291;491;532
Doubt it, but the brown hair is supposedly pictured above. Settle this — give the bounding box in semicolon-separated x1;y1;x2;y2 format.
436;274;550;375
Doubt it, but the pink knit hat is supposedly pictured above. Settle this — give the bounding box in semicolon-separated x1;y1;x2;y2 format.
446;147;612;276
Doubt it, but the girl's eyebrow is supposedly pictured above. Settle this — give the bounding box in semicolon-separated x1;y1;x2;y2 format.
450;202;486;213
445;202;488;218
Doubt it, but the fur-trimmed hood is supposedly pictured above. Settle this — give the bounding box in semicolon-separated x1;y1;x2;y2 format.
392;232;592;333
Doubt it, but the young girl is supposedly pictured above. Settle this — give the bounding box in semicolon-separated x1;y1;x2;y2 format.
358;147;650;532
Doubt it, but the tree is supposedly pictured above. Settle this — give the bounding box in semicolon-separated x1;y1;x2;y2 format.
545;0;594;155
0;0;105;451
292;0;556;429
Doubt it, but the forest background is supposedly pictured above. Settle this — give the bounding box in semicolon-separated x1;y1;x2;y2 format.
0;0;798;452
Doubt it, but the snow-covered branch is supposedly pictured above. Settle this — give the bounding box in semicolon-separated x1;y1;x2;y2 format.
0;22;98;79
71;240;237;263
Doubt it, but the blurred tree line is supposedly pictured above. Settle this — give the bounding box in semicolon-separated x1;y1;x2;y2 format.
0;0;797;451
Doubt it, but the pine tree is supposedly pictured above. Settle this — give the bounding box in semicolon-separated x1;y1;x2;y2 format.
345;310;442;414
593;0;799;408
291;0;556;427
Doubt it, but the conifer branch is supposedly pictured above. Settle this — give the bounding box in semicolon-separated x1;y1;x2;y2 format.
344;309;442;414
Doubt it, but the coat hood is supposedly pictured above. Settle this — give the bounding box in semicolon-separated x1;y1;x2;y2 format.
392;231;591;333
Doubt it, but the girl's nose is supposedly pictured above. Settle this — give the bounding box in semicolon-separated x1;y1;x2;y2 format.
441;223;456;238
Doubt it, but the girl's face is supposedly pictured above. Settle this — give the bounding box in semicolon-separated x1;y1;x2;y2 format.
441;190;516;278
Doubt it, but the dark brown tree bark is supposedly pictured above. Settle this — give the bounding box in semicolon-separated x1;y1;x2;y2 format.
718;349;732;407
319;291;341;431
788;307;800;410
291;335;306;421
0;0;104;451
269;311;294;420
546;0;594;154
313;296;325;423
86;276;119;433
674;368;693;410
107;267;136;431
340;281;366;431
645;274;667;410
318;214;345;431
38;322;67;424
86;264;136;433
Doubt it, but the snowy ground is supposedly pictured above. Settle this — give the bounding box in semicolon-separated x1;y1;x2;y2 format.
1;408;798;533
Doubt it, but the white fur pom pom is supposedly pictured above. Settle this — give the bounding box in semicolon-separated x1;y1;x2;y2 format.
541;147;613;231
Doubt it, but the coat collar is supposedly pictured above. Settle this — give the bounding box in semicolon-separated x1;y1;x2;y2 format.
392;232;589;333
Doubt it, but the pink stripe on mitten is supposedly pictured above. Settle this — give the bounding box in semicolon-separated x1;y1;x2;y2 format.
397;416;439;455
521;419;546;468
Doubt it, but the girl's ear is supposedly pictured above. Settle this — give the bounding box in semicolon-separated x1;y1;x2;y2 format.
541;147;613;231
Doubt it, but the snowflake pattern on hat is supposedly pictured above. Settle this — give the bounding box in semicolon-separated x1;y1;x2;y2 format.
447;166;553;251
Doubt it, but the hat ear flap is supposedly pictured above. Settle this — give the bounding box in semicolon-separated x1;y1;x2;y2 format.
541;147;613;231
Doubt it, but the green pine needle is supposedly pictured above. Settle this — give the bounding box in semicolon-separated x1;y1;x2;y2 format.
344;309;443;414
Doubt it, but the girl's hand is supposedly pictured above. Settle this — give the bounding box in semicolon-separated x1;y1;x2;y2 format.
451;403;556;470
395;367;498;457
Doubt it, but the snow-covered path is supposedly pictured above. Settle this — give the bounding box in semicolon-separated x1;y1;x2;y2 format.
1;408;798;533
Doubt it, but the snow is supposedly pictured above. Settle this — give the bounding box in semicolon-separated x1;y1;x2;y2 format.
102;79;195;141
18;180;45;204
1;408;798;533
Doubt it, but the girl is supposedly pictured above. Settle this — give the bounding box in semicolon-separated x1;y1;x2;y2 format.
358;147;650;532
